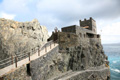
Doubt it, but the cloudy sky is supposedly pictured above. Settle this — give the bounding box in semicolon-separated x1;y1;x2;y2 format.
0;0;120;44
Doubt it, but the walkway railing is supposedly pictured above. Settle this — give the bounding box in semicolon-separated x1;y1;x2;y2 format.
0;40;57;69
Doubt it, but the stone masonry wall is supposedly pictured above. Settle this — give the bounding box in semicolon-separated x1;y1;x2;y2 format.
58;32;78;50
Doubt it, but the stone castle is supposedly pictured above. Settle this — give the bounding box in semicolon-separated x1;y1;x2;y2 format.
48;17;100;50
62;17;97;34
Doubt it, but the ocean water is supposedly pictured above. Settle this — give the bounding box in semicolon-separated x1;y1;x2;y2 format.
103;44;120;80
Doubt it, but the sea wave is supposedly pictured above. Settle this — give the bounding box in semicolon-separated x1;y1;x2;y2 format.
112;61;117;63
111;68;120;73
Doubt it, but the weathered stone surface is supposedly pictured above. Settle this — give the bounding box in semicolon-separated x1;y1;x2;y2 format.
30;46;66;80
0;18;49;60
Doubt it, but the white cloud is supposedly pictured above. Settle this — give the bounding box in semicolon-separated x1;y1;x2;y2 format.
101;22;120;35
0;0;29;13
98;21;120;44
0;12;16;19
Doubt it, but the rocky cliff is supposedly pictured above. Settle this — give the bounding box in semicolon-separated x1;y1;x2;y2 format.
30;32;110;80
0;18;110;80
0;18;49;60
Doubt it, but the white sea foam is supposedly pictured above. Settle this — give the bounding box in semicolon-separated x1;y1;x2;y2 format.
111;68;120;73
113;61;117;63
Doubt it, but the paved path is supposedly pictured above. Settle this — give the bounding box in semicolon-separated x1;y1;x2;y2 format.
48;65;109;80
0;42;58;77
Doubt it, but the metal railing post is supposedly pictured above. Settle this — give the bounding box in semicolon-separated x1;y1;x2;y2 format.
15;57;17;68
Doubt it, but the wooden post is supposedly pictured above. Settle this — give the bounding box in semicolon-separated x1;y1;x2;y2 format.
38;47;40;56
38;49;40;56
28;53;30;61
11;55;13;64
50;43;51;49
54;42;55;46
45;46;47;52
15;57;17;68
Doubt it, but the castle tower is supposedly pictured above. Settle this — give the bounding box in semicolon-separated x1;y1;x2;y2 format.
79;17;97;33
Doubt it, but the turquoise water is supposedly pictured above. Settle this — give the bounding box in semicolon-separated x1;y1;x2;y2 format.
103;44;120;80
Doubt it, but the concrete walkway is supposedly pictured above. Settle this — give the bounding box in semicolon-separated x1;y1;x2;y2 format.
0;42;58;77
50;65;109;80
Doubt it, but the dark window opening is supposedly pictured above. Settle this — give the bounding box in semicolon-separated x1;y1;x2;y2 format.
86;33;94;38
97;35;100;38
66;48;69;50
27;63;31;76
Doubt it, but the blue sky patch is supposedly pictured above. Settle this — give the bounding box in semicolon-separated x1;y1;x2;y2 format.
0;0;3;3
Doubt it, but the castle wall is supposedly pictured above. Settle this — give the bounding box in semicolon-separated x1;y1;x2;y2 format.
80;17;97;33
92;19;97;33
58;32;78;50
61;25;76;33
80;19;92;30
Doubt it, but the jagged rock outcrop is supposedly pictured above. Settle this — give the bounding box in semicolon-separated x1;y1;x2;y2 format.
0;18;49;60
68;39;107;71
